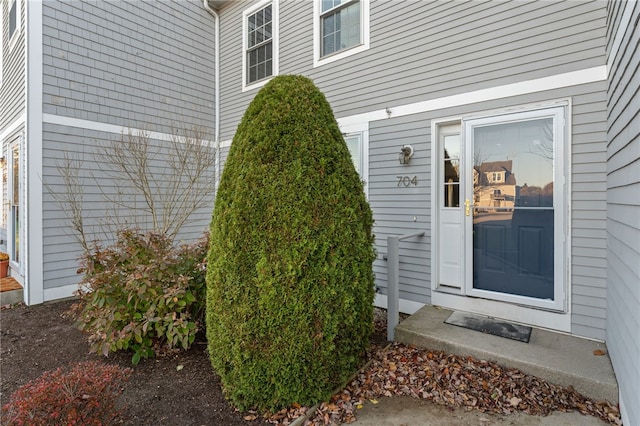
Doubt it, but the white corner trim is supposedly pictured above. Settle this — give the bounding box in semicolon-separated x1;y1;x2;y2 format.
337;66;607;128
607;0;637;75
42;114;215;145
44;284;78;302
618;390;631;426
25;0;44;305
374;293;425;315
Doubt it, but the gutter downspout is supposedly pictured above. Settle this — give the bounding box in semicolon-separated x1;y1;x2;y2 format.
202;0;221;186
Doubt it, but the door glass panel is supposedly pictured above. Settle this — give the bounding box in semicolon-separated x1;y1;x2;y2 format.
472;118;554;299
443;134;460;207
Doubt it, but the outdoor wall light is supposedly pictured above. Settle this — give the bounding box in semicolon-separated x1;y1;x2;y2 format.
399;144;414;165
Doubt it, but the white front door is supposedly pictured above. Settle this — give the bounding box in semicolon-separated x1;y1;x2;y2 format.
435;106;567;314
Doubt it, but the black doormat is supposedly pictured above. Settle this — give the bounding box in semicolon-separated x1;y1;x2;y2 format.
444;311;532;343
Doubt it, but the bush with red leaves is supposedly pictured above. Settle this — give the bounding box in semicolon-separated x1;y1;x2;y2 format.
1;361;131;426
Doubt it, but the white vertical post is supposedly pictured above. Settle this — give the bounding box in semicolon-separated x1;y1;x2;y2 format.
387;235;400;341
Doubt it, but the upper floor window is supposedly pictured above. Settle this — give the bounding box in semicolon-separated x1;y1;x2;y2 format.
1;0;21;86
314;0;369;67
243;0;279;91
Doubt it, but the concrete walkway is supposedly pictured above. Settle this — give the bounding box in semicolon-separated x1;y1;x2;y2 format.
394;305;618;403
353;395;608;425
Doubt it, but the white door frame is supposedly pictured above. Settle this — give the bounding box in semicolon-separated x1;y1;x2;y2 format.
431;104;571;331
463;107;567;312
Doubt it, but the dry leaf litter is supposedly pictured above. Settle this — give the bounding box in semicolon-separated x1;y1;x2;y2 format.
260;311;621;426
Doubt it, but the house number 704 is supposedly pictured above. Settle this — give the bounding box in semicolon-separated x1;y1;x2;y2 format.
397;176;418;187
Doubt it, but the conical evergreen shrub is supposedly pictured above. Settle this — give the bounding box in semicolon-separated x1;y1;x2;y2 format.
206;75;375;412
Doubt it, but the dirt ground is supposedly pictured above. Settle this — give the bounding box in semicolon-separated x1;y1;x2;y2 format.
0;299;273;425
0;299;393;425
1;300;621;425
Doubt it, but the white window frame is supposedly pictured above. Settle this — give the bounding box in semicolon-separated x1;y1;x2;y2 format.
313;0;370;68
343;130;368;196
431;103;571;332
7;0;21;50
242;0;279;92
1;0;22;87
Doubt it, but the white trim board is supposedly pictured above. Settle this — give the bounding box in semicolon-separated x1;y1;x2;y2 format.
431;291;572;334
374;293;424;315
42;114;216;145
0;114;26;142
44;284;77;302
607;0;637;74
336;66;606;129
26;0;44;305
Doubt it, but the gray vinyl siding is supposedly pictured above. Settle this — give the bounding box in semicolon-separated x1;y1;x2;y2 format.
40;0;217;291
0;0;26;131
369;113;431;305
605;1;640;422
42;124;215;289
41;0;216;133
215;1;609;339
570;85;609;341
218;0;606;140
362;83;608;341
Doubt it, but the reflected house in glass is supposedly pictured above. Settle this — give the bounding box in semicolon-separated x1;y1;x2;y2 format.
473;160;517;212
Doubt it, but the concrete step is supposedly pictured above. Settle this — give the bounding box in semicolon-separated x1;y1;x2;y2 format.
395;305;618;404
0;277;23;305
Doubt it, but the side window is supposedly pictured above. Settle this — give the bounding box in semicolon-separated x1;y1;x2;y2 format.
345;133;362;175
2;0;21;85
344;131;368;195
243;0;279;91
314;0;369;67
8;0;18;40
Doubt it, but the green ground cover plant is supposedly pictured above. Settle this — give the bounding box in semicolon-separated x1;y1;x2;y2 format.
206;75;376;412
70;230;208;364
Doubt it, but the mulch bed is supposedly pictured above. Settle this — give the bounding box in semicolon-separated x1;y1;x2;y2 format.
1;300;621;425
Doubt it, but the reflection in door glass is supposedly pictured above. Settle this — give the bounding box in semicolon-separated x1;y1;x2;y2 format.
443;134;460;207
472;117;554;300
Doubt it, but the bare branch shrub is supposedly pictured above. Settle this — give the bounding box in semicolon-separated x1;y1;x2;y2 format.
46;125;217;254
44;153;91;253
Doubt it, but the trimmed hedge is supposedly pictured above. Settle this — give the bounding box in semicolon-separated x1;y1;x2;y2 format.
206;75;375;411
